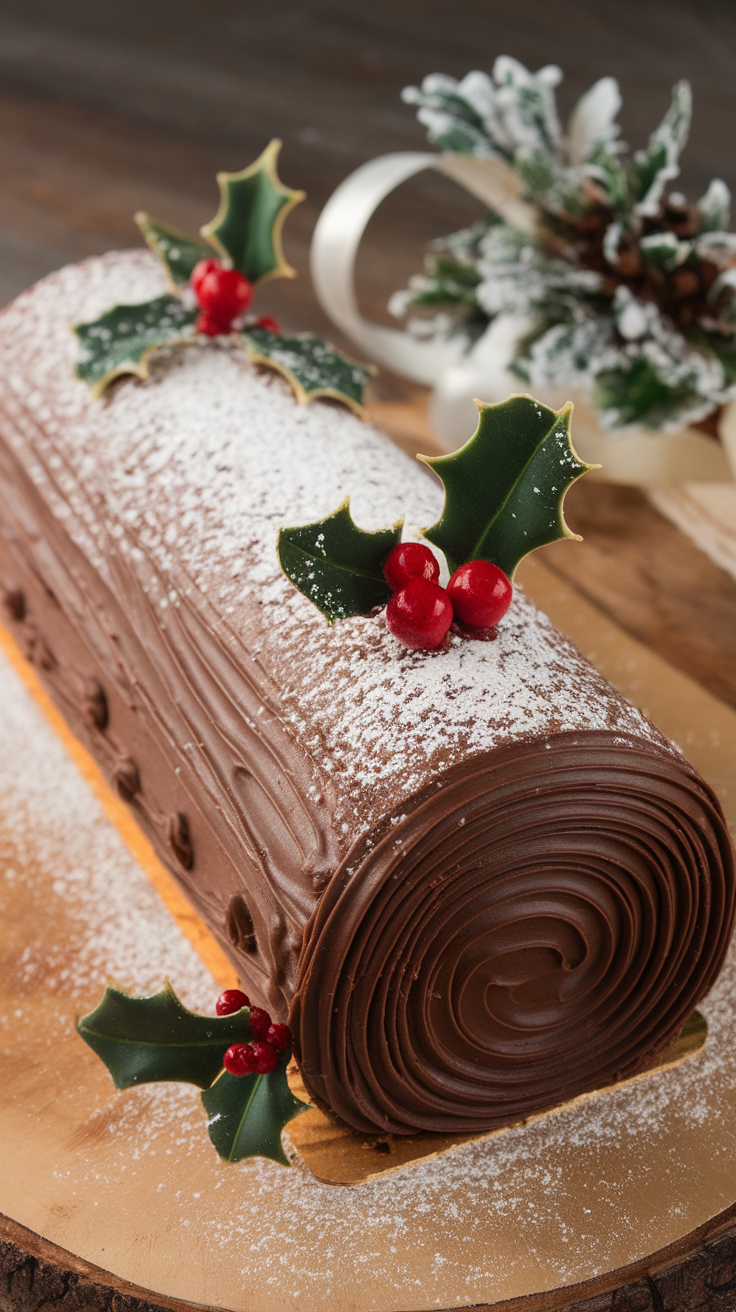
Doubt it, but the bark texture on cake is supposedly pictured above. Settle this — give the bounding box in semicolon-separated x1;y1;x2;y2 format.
0;250;732;1136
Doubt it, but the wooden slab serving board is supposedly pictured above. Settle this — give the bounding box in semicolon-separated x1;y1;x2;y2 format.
2;553;736;1312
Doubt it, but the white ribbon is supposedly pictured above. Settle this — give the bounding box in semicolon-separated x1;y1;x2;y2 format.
310;151;736;482
310;152;535;384
311;153;462;384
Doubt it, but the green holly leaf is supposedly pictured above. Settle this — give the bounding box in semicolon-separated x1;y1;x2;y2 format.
200;139;305;285
241;326;375;414
74;295;198;396
422;394;593;579
77;982;253;1090
277;498;401;624
202;1053;308;1165
135;212;214;288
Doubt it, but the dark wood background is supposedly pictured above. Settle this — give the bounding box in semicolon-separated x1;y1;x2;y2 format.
0;0;735;705
5;0;736;335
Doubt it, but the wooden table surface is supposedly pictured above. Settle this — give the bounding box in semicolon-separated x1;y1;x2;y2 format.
1;6;736;1311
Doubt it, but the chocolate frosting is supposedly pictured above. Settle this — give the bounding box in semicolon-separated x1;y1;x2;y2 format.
0;250;732;1135
294;735;733;1131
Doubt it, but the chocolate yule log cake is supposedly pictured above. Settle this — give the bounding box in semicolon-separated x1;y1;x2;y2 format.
0;246;733;1141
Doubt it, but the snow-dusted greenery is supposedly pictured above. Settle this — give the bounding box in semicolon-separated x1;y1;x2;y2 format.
393;58;736;431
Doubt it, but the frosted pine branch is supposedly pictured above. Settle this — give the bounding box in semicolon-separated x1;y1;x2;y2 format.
395;59;736;431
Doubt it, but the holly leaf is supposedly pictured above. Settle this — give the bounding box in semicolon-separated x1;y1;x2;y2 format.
200;139;305;285
74;294;198;396
241;326;375;414
422;394;593;578
135;212;214;288
77;982;252;1090
201;1053;309;1165
277;498;401;624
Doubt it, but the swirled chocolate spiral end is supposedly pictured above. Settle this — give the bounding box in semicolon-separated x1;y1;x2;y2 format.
292;732;735;1135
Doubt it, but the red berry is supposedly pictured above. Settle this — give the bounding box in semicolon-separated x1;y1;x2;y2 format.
248;1006;272;1040
255;315;281;333
386;577;453;650
251;1040;279;1074
266;1022;292;1051
446;560;512;629
196;310;229;337
191;258;253;327
191;258;220;299
223;1042;257;1076
383;542;439;592
216;988;250;1016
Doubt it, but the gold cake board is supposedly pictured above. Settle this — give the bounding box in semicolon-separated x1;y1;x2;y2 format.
286;1013;707;1187
2;559;736;1311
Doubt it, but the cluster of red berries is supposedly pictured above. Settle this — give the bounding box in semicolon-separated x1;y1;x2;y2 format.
383;543;512;651
216;988;292;1077
190;258;280;338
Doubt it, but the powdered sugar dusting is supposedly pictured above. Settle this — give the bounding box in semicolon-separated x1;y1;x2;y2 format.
0;653;212;1013
0;251;663;841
